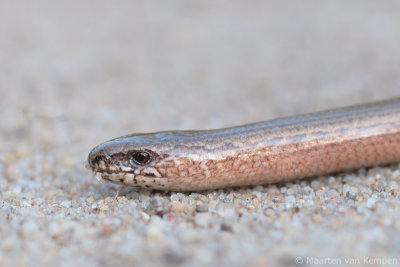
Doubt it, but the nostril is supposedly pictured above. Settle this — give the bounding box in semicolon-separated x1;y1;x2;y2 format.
95;156;106;165
88;152;106;168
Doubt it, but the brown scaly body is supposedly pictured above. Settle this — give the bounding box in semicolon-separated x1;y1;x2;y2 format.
88;98;400;191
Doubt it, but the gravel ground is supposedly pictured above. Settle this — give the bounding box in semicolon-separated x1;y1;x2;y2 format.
1;1;400;266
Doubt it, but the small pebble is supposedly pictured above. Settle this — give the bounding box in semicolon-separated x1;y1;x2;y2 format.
170;202;186;212
140;212;150;223
146;216;166;239
220;222;233;232
102;224;113;235
366;194;379;208
196;204;209;213
312;215;322;223
13;186;21;194
60;200;71;208
285;196;296;209
346;191;357;200
195;213;211;227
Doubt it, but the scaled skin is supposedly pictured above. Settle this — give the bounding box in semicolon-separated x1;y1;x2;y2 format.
88;98;400;191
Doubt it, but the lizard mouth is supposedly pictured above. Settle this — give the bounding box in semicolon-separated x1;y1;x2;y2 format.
89;154;138;175
94;171;169;189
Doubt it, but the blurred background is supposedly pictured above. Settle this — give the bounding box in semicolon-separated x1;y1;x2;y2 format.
1;0;399;156
1;1;400;266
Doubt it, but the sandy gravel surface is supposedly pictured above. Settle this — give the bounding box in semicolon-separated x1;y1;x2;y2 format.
1;1;400;266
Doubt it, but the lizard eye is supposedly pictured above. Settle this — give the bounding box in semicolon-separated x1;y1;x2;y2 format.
131;151;152;165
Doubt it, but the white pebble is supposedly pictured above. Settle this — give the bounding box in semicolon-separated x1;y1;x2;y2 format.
60;200;71;208
285;196;296;209
389;181;399;190
13;186;21;194
195;213;211;227
366;194;378;208
146;216;166;237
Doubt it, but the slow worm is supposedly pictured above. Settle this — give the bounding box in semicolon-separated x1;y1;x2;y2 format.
88;98;400;191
